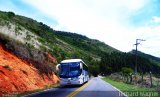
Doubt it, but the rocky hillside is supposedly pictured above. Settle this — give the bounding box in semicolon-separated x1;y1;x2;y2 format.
0;11;118;63
0;10;160;95
0;11;61;95
0;11;118;95
0;43;59;95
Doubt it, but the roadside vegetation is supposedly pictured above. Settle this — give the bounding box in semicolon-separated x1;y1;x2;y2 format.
103;77;153;91
1;11;160;76
99;52;160;76
1;10;160;95
0;10;118;75
102;74;160;97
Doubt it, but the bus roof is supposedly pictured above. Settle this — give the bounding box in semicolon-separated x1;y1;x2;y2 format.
61;59;83;63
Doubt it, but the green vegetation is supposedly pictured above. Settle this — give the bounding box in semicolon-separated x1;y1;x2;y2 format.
102;77;158;97
0;11;118;75
103;77;151;91
99;52;160;76
0;11;116;62
0;10;160;76
121;67;133;75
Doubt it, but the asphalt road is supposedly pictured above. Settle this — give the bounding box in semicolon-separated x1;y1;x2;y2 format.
25;77;126;97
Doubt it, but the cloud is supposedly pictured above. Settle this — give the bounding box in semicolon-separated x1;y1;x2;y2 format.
0;0;58;27
152;16;160;23
8;0;160;57
21;0;147;29
132;24;160;57
21;0;147;33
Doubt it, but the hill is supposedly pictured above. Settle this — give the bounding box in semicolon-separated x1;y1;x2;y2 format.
0;43;59;95
0;10;160;94
99;50;160;76
130;50;160;66
0;11;118;64
0;11;118;94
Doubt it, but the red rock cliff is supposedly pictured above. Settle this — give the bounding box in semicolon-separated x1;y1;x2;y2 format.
0;43;59;95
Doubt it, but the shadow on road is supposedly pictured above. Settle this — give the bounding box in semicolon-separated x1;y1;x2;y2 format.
60;85;80;88
60;82;88;88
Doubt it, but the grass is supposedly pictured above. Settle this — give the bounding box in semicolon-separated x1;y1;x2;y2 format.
102;77;159;97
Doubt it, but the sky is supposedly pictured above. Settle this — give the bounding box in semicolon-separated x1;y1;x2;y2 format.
0;0;160;57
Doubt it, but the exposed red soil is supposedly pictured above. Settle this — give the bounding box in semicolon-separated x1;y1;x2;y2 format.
0;44;59;95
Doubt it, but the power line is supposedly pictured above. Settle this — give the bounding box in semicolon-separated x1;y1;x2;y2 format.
134;39;145;74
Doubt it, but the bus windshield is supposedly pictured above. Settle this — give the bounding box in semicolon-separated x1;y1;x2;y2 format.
60;62;82;78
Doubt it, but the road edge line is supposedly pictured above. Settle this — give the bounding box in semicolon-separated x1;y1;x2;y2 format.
107;82;128;97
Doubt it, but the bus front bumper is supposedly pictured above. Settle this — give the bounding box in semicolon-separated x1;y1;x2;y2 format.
60;78;82;86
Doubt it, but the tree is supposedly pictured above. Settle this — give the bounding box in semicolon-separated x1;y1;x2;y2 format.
89;65;100;77
122;67;133;74
7;11;15;18
121;67;133;83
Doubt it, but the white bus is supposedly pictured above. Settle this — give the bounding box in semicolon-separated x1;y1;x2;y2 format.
56;59;89;86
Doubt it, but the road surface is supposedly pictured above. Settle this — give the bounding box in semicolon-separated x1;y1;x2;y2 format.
25;77;126;97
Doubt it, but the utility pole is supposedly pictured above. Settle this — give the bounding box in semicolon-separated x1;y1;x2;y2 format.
134;39;145;74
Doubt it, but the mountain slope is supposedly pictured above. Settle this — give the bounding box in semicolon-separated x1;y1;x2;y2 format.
0;43;59;95
0;11;61;95
0;11;118;94
1;10;160;95
0;11;118;63
130;50;160;66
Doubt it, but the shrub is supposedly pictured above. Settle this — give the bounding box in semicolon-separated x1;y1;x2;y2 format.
121;67;133;75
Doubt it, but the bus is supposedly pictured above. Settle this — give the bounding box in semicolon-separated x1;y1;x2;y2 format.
56;59;89;86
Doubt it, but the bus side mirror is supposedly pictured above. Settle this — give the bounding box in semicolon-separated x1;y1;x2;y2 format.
80;63;83;69
56;64;60;71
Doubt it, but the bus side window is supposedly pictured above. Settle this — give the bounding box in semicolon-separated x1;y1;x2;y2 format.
83;63;88;71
